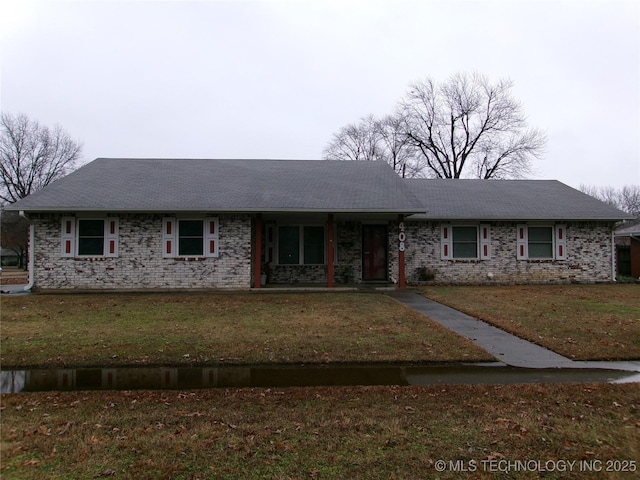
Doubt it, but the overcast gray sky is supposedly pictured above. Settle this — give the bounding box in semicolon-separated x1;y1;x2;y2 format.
1;0;638;189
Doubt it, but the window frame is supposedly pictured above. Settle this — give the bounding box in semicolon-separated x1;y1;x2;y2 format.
177;219;205;257
77;219;106;256
441;224;491;260
162;217;219;259
516;224;567;261
276;224;332;266
61;217;119;258
451;225;479;259
527;226;554;259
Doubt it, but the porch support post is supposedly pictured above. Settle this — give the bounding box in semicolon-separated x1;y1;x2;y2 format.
327;213;334;288
398;214;406;289
253;214;262;289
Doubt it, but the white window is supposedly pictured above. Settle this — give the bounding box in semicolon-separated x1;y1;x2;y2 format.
162;217;219;258
516;224;567;260
441;224;491;260
60;217;119;258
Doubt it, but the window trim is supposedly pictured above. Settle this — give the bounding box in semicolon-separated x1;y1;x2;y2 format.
178;219;205;257
61;217;119;258
441;224;491;260
77;219;107;256
162;217;219;259
517;224;567;261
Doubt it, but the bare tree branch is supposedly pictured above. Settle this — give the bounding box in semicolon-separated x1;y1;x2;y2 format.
400;72;546;179
580;184;640;216
0;113;82;204
323;114;382;163
322;114;424;177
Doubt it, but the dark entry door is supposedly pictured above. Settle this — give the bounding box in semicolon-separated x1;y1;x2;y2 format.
362;225;388;281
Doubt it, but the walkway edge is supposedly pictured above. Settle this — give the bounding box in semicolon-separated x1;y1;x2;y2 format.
388;291;640;372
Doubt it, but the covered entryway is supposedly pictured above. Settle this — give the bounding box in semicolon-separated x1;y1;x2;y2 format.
362;225;388;281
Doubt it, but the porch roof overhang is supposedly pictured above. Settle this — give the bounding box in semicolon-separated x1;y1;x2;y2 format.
615;231;640;238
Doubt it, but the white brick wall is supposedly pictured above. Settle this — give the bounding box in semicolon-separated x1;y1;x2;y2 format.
402;221;615;284
31;213;252;290
29;215;615;289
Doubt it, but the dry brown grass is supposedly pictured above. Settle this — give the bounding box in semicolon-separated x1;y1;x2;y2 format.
2;383;638;479
0;292;493;368
422;285;640;360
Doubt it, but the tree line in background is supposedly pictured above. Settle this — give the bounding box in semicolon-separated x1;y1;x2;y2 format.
0;106;637;269
323;72;546;179
0;112;83;268
579;184;640;217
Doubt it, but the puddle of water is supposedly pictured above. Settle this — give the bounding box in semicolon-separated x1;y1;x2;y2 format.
1;364;638;394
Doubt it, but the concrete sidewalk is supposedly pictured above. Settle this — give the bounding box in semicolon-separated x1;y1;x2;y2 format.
389;290;640;372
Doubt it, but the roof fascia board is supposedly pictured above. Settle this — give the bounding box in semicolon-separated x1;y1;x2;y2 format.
407;216;626;222
9;207;427;214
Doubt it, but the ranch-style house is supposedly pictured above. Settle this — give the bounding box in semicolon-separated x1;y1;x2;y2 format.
5;158;632;291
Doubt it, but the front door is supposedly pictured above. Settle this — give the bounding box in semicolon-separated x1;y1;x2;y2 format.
362;225;388;281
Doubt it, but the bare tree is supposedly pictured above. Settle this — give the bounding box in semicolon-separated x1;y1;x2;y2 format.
580;184;640;216
0;112;82;204
323;113;423;177
376;113;423;178
620;185;640;216
399;72;546;179
323;114;382;163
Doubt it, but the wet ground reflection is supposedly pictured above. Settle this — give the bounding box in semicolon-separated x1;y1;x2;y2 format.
2;363;638;393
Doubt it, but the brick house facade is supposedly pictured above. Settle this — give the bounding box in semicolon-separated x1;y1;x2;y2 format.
7;159;631;291
402;221;615;285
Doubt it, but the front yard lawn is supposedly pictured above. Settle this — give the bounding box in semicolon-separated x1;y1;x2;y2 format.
0;292;492;368
421;285;640;361
2;383;638;479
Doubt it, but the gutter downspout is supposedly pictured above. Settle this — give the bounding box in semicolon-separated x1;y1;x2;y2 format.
16;210;35;292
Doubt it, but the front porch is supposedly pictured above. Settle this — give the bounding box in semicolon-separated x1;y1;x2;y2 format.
250;213;407;289
252;283;399;293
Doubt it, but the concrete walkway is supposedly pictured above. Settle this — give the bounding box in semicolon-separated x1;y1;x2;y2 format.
389;290;640;372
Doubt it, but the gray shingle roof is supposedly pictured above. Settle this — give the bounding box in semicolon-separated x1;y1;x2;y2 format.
406;179;632;221
7;159;631;221
8;158;425;213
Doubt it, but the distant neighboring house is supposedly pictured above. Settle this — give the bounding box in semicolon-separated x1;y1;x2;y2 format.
5;158;632;291
0;248;19;267
615;219;640;278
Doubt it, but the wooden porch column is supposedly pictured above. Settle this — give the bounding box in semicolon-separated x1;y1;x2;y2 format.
327;214;334;288
253;214;262;289
398;214;406;289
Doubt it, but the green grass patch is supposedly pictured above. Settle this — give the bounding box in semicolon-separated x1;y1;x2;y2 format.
1;383;638;479
0;292;492;368
421;285;640;361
